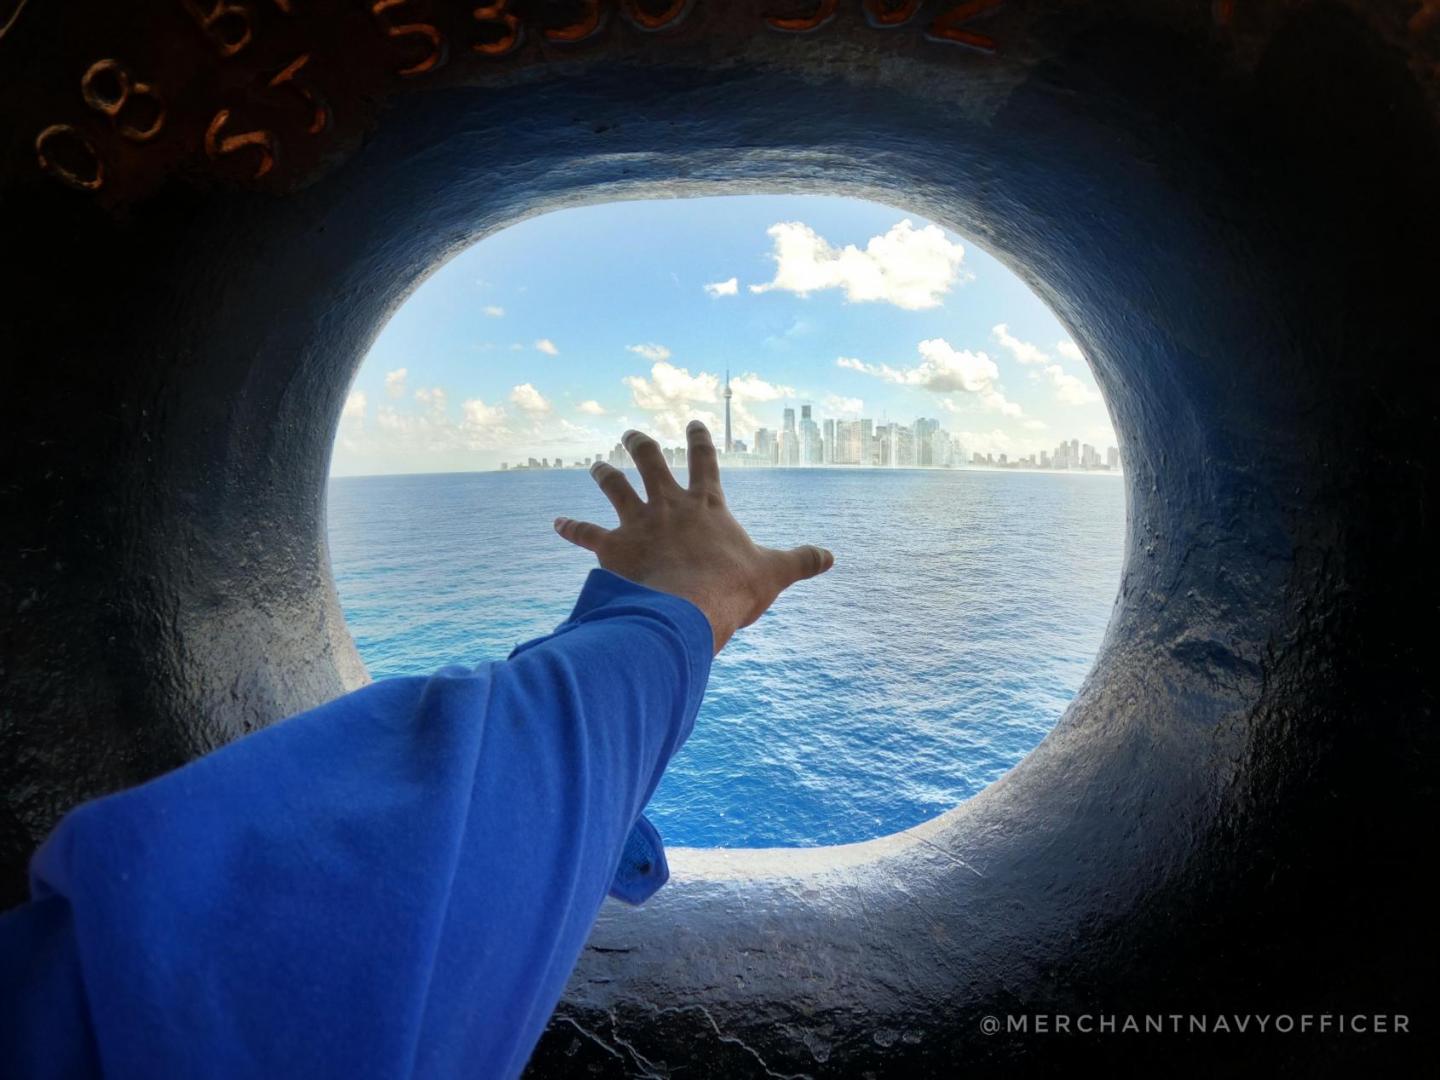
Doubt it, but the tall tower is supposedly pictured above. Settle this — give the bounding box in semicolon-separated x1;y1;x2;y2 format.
724;368;733;453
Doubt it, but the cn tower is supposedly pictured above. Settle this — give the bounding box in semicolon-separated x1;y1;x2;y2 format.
723;368;733;453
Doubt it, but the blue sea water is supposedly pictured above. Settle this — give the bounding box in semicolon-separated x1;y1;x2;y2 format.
326;468;1125;848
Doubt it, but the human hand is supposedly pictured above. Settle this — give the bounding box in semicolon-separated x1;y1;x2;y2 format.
554;422;834;653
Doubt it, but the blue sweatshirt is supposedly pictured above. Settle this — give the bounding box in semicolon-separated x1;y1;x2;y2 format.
0;569;713;1079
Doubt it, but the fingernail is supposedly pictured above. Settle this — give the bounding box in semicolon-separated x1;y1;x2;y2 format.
554;517;567;530
621;429;639;442
687;419;706;432
822;549;835;570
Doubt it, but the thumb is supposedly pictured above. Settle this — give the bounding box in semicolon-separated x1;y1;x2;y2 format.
776;544;834;583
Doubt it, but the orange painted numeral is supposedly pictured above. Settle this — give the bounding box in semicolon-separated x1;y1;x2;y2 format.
35;124;105;191
205;109;278;179
81;59;166;143
1;0;32;44
619;0;690;32
545;0;605;43
472;0;521;56
181;0;254;57
371;0;447;77
863;0;921;28
766;0;837;32
926;0;1002;52
269;54;330;134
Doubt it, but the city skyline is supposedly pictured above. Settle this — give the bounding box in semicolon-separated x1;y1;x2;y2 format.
332;195;1118;476
502;382;1121;474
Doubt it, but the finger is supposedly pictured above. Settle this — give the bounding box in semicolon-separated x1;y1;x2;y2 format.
685;419;722;494
553;516;609;553
590;461;642;521
773;544;834;584
622;429;681;501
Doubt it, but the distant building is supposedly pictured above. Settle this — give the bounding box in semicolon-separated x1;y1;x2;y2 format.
798;405;820;466
914;417;939;465
754;428;775;462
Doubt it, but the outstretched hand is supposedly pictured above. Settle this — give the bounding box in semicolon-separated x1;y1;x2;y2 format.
554;421;834;653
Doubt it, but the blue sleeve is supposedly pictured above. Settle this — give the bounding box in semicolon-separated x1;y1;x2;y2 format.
0;568;712;1080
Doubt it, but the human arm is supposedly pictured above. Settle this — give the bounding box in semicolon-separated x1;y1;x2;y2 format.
0;419;832;1079
0;570;712;1079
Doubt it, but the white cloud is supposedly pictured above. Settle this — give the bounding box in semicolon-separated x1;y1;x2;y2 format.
730;373;795;402
482;305;505;317
840;339;1023;417
992;324;1049;366
509;382;552;414
384;367;408;399
990;325;1100;406
822;393;864;416
576;399;606;416
1042;364;1100;405
626;342;672;363
622;359;793;442
534;338;558;356
370;388;512;452
838;340;997;394
342;391;366;421
624;361;719;412
623;362;720;441
749;219;966;310
703;277;738;297
462;398;506;430
1086;422;1120;448
1023;418;1049;430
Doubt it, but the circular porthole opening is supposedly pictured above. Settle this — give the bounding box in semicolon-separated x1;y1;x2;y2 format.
327;194;1126;848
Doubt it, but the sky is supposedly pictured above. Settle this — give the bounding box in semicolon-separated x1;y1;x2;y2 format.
331;195;1118;476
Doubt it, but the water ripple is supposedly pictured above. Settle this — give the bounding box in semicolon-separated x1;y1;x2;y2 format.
327;468;1126;847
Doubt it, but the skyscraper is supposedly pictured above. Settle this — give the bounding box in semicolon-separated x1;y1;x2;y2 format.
914;417;939;466
723;368;733;454
781;407;799;466
799;404;820;466
754;428;775;463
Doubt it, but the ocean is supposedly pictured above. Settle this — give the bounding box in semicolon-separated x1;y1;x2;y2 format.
326;467;1126;848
